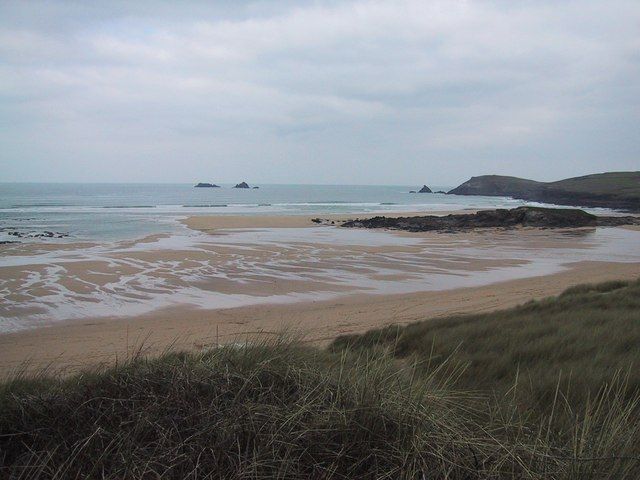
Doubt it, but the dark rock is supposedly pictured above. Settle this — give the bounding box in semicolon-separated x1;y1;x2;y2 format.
341;206;640;233
409;191;416;194
6;230;69;239
252;186;260;189
194;183;220;188
310;218;337;226
418;185;432;193
234;182;250;189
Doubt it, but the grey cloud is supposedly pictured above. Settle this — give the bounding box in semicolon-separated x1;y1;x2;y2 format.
1;0;638;184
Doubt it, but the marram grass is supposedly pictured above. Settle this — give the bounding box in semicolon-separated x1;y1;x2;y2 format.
2;280;640;479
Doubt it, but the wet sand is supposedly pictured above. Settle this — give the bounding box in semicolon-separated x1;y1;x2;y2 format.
181;210;479;231
1;261;638;377
1;212;639;376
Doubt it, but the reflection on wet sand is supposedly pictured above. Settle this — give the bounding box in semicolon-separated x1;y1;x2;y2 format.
1;224;640;333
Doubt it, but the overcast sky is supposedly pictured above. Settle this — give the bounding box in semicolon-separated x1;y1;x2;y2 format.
1;1;638;185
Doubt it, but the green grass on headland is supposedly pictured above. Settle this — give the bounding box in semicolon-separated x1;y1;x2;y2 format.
2;280;640;479
551;172;640;198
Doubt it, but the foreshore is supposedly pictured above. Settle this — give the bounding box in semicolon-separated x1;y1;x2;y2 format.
181;209;477;230
1;261;639;377
1;211;639;376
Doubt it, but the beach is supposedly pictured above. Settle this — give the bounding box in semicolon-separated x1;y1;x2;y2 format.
1;211;640;376
4;4;640;475
0;260;639;377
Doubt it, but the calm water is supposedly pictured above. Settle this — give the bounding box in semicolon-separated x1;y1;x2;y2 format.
0;183;610;242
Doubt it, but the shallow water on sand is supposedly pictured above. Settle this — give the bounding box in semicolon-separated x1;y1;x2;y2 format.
0;183;617;243
1;225;639;333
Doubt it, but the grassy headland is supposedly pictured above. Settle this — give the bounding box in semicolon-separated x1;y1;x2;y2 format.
448;171;640;211
2;280;640;478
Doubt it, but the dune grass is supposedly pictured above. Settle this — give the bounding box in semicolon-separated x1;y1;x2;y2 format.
0;339;534;479
331;278;640;412
330;278;640;478
1;279;640;478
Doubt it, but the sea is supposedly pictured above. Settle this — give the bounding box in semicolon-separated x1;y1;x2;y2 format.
0;183;613;243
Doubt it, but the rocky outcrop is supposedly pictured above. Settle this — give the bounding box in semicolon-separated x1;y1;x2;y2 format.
341;207;640;233
194;183;220;188
5;230;70;239
448;172;640;212
311;218;336;225
418;185;432;193
234;182;250;189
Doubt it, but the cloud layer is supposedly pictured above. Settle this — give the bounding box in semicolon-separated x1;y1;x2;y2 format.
1;0;638;184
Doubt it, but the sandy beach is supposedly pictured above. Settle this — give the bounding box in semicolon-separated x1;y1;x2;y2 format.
2;211;640;376
1;261;639;377
181;210;477;230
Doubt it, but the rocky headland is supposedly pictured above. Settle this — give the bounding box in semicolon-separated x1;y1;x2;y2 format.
448;172;640;212
194;183;220;188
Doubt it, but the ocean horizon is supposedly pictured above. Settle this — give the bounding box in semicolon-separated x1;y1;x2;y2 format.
0;182;580;243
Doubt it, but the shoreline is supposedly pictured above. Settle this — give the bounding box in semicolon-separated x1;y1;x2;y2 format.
2;209;640;376
1;260;639;377
180;209;478;231
0;210;473;253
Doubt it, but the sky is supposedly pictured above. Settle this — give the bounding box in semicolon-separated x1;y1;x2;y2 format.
1;0;639;185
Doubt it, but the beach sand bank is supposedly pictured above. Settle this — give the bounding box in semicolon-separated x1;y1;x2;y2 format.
181;210;473;231
1;261;639;377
